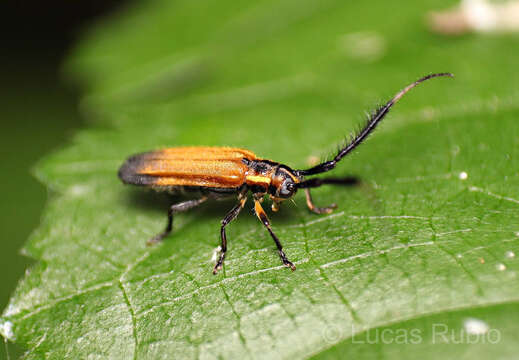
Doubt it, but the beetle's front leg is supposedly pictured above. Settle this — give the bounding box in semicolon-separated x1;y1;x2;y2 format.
299;176;359;214
254;197;296;271
304;188;337;215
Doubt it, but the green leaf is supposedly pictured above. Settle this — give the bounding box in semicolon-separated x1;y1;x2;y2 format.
2;0;519;358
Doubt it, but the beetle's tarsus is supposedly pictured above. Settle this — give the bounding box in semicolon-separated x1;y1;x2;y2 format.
212;265;221;275
310;203;337;214
284;260;296;271
146;233;167;246
213;253;225;275
278;250;296;271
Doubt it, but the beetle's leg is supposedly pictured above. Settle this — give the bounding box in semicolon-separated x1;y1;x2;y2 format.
299;176;359;214
304;188;337;214
213;195;247;275
254;198;296;271
147;196;208;246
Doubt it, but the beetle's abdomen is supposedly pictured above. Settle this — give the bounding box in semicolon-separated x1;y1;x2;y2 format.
118;147;257;189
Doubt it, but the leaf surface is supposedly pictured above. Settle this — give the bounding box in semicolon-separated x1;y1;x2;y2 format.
2;0;519;358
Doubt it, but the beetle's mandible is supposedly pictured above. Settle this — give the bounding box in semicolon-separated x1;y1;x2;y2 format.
118;73;453;274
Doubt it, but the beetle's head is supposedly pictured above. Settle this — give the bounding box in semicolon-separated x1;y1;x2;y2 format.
268;165;301;211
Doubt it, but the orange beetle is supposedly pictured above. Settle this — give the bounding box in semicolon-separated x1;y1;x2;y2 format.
119;73;452;274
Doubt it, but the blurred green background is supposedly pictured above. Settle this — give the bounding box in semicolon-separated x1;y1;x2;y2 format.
0;2;126;358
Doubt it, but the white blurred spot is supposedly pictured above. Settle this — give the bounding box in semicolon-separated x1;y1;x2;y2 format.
337;32;386;63
3;304;20;317
459;171;468;180
462;0;497;31
68;185;90;197
0;320;14;340
463;317;489;335
505;251;515;259
496;263;507;271
421;107;437;120
430;0;519;35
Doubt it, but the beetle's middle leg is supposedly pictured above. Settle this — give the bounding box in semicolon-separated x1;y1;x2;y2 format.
213;194;247;274
147;196;208;246
254;198;296;271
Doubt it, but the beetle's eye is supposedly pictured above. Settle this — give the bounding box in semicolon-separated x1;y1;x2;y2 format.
279;180;296;197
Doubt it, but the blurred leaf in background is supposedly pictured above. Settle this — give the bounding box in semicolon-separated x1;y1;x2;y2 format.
2;0;519;358
0;2;126;359
0;52;82;360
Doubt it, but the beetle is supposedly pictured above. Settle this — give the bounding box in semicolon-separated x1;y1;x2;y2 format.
118;73;452;274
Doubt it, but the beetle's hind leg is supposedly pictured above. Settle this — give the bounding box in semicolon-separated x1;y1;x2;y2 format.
213;194;247;274
147;196;208;246
254;198;296;271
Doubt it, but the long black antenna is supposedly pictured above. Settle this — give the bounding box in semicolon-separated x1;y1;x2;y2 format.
296;73;453;177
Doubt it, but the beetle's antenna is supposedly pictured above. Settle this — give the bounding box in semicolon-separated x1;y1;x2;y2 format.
296;73;453;177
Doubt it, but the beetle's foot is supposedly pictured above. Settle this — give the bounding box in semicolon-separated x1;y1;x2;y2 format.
213;254;225;275
212;265;221;275
310;203;337;215
284;260;296;271
146;232;167;246
279;250;296;271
